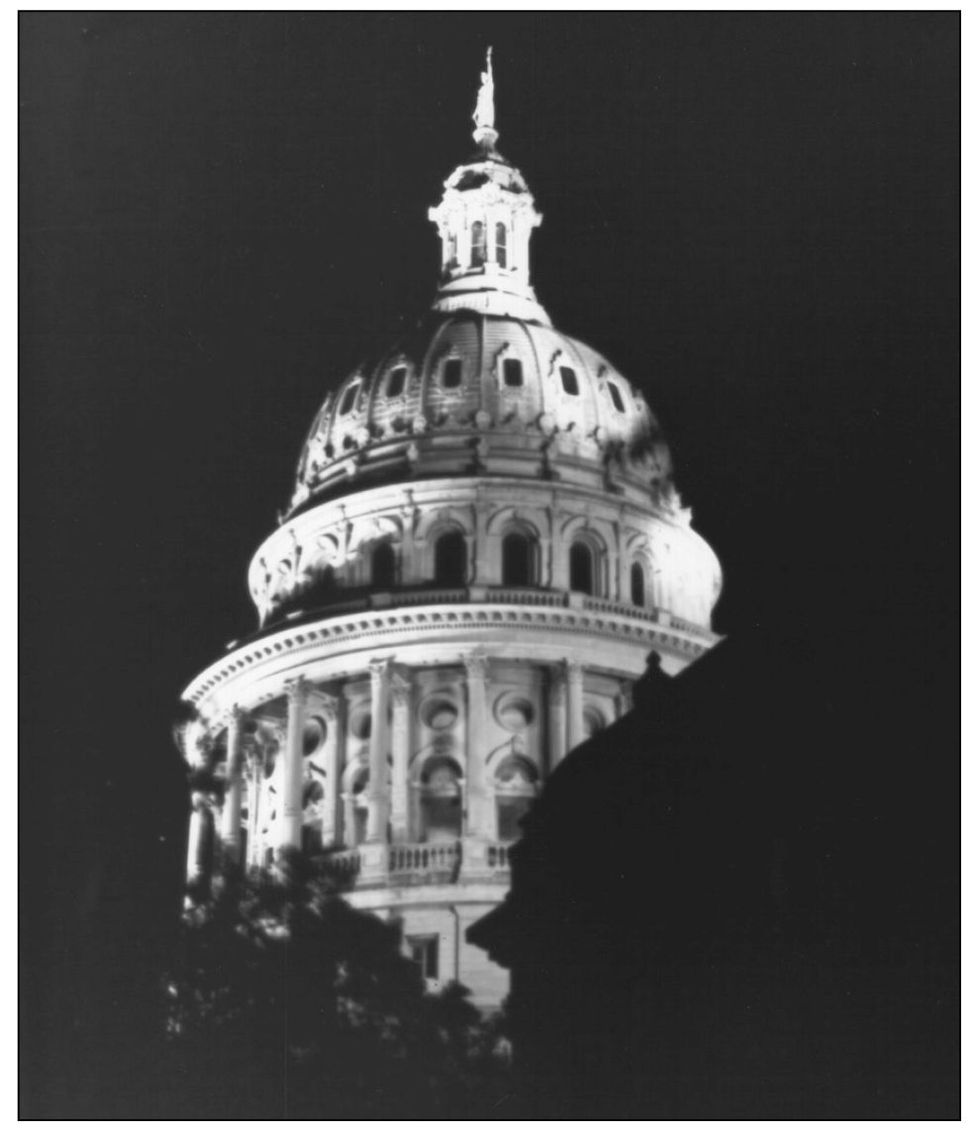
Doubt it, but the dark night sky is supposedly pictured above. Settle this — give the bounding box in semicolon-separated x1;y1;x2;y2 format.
20;12;957;1112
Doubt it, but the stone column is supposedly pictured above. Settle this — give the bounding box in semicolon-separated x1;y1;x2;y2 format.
277;677;307;855
366;659;391;842
245;749;261;868
463;654;492;838
390;670;412;843
320;693;342;848
220;706;245;867
186;795;206;886
548;665;568;769
566;660;585;752
615;679;634;720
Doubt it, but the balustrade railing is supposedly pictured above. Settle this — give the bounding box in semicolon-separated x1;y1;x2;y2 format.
262;583;714;640
328;848;362;881
388;841;460;881
486;842;510;870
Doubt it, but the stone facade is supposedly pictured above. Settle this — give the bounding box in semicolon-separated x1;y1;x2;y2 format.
180;53;722;1009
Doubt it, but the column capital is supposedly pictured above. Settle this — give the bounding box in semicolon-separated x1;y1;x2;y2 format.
368;657;391;684
218;704;246;732
320;691;341;721
463;652;489;682
564;659;584;684
285;676;309;706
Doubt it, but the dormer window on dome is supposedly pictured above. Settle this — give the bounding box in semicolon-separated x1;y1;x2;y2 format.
339;383;360;415
442;358;463;389
560;366;580;396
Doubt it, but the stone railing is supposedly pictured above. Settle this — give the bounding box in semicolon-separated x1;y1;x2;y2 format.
267;583;712;635
328;848;362;883
388;841;461;884
485;842;511;870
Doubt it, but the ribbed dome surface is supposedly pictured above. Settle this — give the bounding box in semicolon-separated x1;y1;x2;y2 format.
291;312;672;513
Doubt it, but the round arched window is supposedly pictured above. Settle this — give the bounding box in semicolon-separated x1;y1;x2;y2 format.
371;542;396;589
569;541;594;595
630;561;646;608
502;532;535;587
434;530;467;587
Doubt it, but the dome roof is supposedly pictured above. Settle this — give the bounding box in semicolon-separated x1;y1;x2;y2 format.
290;311;673;514
286;52;676;519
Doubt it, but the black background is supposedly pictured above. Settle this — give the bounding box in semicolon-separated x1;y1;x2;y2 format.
21;12;958;1115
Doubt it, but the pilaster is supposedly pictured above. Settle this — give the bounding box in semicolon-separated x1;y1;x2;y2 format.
366;659;391;842
566;660;585;751
389;669;412;843
219;706;246;866
320;692;343;847
548;664;568;768
277;677;307;855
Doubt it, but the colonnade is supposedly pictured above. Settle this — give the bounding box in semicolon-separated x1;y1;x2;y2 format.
186;656;633;884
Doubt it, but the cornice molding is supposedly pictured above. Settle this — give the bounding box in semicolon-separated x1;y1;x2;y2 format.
184;598;717;708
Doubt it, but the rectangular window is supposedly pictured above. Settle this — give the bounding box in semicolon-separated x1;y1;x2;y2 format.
503;358;523;387
387;366;407;398
442;358;463;388
607;381;625;412
407;934;439;981
560;366;579;396
339;384;359;415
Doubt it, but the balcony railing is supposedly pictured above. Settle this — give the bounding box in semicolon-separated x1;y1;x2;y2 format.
388;841;460;884
257;584;716;642
325;839;513;891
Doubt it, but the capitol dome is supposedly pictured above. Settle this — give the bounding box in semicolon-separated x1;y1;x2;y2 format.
290;311;673;513
181;50;722;1010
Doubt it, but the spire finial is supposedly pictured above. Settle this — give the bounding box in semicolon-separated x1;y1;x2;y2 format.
472;46;498;153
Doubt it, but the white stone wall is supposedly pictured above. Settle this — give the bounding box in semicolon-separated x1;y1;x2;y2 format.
250;477;721;632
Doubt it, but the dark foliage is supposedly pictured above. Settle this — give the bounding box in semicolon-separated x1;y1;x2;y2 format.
162;849;512;1118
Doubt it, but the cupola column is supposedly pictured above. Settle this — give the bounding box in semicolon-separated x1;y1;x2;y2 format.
366;659;392;842
389;670;412;843
220;706;246;866
548;665;568;768
463;653;493;839
245;747;261;867
277;678;307;855
186;794;208;888
566;660;586;752
320;693;343;847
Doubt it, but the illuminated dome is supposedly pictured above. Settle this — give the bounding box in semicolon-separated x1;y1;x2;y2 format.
181;50;722;1011
290;312;672;513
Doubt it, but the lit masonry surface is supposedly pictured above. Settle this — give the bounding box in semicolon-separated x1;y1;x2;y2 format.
181;52;722;1008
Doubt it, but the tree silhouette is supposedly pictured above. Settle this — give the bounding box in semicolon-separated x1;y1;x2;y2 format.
163;849;511;1118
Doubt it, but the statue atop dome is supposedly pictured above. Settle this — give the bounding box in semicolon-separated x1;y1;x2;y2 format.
472;47;499;153
473;47;495;131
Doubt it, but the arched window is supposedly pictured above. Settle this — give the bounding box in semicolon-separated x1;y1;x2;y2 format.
471;221;486;267
371;542;396;589
630;561;645;607
502;531;535;587
495;222;507;268
434;529;467;586
569;541;594;595
419;757;463;843
495;755;539;842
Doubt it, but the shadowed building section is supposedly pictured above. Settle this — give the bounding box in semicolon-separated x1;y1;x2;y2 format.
468;631;958;1118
